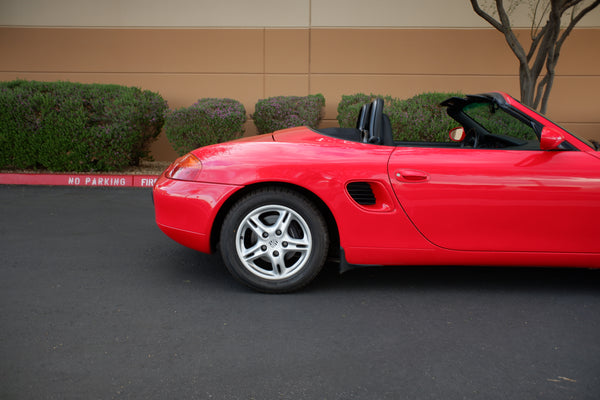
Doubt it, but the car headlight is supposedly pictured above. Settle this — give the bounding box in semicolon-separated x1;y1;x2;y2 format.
166;153;203;181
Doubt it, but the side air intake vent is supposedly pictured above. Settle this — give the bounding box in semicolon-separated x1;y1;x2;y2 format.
347;182;376;205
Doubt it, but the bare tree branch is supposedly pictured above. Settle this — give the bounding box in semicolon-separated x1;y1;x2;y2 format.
557;0;600;52
535;0;600;113
560;0;585;14
471;0;599;112
471;0;529;66
529;10;559;80
527;23;550;61
470;0;504;31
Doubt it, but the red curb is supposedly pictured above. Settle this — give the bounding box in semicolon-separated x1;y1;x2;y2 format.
0;173;159;188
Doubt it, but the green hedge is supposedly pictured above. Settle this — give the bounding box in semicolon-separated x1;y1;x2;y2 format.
0;80;167;172
252;94;325;134
164;98;246;156
337;92;462;142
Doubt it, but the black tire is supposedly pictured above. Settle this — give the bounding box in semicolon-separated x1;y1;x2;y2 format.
220;187;329;293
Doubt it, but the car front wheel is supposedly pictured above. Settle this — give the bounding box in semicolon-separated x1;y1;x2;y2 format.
220;188;329;293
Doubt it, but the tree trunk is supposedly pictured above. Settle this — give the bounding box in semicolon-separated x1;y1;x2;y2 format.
540;73;555;114
519;65;535;107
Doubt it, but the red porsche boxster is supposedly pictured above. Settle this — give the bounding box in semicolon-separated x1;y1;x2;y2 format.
153;92;600;292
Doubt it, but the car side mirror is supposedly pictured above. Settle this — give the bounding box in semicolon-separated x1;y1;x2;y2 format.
449;127;466;142
540;126;565;151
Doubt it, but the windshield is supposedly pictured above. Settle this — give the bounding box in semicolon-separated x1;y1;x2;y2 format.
462;102;538;142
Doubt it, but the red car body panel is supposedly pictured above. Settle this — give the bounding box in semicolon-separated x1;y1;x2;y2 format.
155;129;434;257
154;92;600;269
388;147;600;253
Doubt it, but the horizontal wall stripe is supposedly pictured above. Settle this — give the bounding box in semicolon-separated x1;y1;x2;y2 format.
1;0;599;28
3;28;598;76
310;28;600;76
0;0;310;27
0;28;266;74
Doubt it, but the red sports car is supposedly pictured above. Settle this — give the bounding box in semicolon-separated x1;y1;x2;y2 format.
153;92;600;292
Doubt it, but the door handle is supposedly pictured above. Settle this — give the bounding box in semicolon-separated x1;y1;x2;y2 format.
395;169;429;182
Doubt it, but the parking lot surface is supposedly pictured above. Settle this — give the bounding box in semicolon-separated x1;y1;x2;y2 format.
1;185;599;399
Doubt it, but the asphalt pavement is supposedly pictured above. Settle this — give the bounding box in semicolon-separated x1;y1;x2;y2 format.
1;185;599;399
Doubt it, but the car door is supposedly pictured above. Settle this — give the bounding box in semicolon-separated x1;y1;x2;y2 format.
388;146;600;253
387;97;600;254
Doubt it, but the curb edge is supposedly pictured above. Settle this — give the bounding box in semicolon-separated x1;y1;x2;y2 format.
0;173;160;188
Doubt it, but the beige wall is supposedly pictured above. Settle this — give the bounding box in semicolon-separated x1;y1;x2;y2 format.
1;1;599;160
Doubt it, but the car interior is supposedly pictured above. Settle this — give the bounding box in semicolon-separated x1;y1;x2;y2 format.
317;96;550;150
318;97;464;148
317;98;394;146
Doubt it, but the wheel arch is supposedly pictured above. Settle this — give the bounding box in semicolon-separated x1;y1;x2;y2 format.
209;182;340;258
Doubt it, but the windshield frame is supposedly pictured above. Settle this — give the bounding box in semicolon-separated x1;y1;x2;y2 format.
511;97;596;150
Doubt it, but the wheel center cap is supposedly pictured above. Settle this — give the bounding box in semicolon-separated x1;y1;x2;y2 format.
268;239;279;248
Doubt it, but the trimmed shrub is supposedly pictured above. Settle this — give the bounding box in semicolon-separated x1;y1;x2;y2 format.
252;94;325;134
337;92;462;142
390;92;462;142
0;80;167;172
164;98;246;156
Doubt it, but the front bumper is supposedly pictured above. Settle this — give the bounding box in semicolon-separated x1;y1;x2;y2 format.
153;175;241;253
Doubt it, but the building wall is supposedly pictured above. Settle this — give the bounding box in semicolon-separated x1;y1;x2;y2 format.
1;1;599;160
